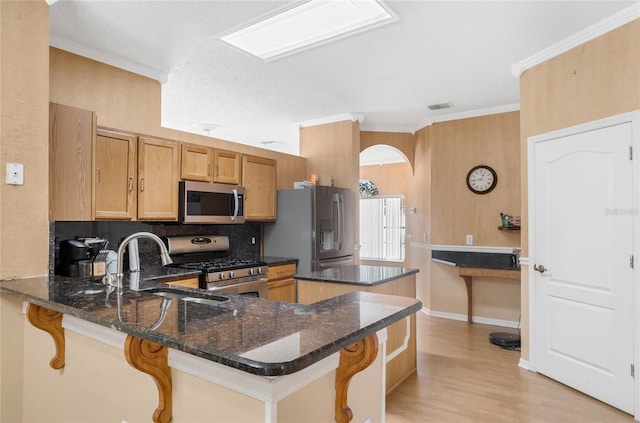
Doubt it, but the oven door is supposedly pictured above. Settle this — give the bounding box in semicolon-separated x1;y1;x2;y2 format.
179;181;245;224
207;276;268;298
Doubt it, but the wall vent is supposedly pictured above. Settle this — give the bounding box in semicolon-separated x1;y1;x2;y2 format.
428;102;454;111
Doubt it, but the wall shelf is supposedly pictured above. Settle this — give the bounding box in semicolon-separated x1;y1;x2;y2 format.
498;226;520;231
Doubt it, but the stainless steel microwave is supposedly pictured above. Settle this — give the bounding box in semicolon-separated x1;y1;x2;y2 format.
179;181;246;224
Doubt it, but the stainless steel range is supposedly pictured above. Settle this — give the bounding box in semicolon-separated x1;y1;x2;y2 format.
164;235;267;297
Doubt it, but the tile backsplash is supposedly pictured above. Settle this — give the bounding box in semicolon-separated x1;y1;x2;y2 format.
51;221;261;276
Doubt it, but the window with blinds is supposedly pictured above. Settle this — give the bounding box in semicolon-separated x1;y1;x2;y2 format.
359;195;405;261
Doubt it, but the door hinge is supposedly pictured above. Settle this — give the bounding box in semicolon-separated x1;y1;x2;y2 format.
630;146;633;160
631;363;635;378
631;255;635;269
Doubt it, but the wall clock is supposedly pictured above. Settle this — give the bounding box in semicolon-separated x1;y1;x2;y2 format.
466;165;497;194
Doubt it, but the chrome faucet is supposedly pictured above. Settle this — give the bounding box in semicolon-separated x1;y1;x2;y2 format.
102;232;173;289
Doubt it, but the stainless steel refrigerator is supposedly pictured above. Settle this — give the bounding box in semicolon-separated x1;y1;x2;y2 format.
264;186;355;275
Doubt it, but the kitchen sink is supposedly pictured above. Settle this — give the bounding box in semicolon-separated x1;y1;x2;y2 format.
149;287;229;303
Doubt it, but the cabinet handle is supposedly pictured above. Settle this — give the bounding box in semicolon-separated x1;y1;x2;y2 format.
140;178;145;192
216;164;219;177
128;177;134;192
97;168;101;184
207;163;211;177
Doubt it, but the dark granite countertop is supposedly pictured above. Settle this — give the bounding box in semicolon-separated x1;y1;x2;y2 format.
0;271;420;377
296;265;419;286
431;250;520;270
261;256;298;266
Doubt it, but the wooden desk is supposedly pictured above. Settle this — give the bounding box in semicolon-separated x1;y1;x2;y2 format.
458;267;520;324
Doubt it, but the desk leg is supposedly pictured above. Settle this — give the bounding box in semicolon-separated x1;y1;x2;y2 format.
461;276;472;324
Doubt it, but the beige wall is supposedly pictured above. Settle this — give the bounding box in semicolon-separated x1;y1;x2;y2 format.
299;120;361;191
361;131;416;172
49;48;306;190
0;1;50;279
519;20;640;361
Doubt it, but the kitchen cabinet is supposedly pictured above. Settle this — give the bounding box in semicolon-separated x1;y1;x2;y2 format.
180;143;212;182
164;277;199;289
137;136;180;221
267;263;296;302
242;155;277;221
297;271;417;394
95;132;179;221
213;149;241;184
49;103;96;221
95;128;137;220
181;144;242;184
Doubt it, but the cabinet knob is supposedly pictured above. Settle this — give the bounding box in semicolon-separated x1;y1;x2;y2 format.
140;178;145;192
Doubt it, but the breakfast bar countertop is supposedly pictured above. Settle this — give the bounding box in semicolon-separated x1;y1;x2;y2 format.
296;264;419;286
0;272;421;377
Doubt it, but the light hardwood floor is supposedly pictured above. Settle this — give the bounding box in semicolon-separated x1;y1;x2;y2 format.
385;312;634;423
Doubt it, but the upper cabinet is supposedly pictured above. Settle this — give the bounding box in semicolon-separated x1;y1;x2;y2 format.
181;143;241;185
137;136;180;221
242;155;277;221
213;150;241;184
95;128;137;220
49;103;96;221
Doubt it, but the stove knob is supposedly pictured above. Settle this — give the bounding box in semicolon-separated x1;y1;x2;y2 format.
218;273;225;280
228;271;235;278
248;268;254;275
257;267;263;274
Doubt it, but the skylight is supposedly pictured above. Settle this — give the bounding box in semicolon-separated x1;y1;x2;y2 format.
219;0;398;61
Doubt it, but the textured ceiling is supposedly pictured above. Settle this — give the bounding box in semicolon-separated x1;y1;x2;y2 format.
49;1;635;158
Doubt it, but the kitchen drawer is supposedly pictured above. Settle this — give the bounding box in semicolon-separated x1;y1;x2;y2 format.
164;277;199;289
267;263;296;280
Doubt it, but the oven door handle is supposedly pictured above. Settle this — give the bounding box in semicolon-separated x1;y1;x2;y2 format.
231;188;239;221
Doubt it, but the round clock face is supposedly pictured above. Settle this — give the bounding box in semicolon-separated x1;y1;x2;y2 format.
466;165;497;194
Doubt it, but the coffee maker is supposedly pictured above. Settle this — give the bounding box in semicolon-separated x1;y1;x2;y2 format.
58;239;92;277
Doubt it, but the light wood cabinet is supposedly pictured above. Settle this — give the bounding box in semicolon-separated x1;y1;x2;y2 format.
95;132;179;221
181;144;213;182
267;263;296;302
242;155;277;221
180;144;242;184
137;136;180;221
213;150;241;184
95;128;137;220
164;277;199;289
297;274;417;394
49;103;96;221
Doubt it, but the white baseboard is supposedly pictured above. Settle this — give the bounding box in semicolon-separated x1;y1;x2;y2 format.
422;308;519;329
518;358;532;371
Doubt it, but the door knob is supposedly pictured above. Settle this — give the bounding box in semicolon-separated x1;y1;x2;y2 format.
534;264;547;274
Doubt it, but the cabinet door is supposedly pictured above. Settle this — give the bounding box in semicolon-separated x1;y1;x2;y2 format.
267;263;297;302
181;143;213;182
95;129;137;220
137;136;180;221
242;155;277;221
49;103;96;221
213;150;241;184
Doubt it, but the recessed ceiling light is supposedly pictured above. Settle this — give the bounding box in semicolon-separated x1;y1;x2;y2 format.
219;0;398;61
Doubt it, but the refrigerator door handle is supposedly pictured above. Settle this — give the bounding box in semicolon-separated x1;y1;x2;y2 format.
332;193;342;250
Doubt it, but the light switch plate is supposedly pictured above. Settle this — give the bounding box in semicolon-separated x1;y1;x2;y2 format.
6;163;24;185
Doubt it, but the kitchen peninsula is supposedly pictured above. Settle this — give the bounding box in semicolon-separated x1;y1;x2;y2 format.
296;265;419;394
0;272;420;423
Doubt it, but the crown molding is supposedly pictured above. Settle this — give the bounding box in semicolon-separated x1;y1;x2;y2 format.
412;103;520;132
299;112;364;128
50;35;169;84
512;3;639;77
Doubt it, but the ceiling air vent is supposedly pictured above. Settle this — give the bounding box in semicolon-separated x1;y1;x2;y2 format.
428;102;453;111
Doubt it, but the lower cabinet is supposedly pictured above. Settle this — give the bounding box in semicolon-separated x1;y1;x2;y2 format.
164;277;199;289
267;263;296;302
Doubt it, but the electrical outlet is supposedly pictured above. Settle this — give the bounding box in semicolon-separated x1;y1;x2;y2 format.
466;234;473;245
6;163;24;185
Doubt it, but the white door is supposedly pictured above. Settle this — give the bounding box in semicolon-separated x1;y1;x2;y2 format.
531;117;636;414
